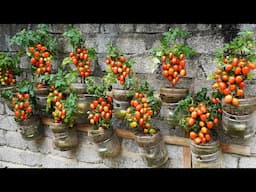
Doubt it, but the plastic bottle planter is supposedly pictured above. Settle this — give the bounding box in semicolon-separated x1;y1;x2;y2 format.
49;122;78;151
113;99;130;119
160;102;179;128
70;83;87;94
134;131;169;168
222;110;256;140
88;128;121;158
75;94;97;125
190;139;222;168
16;115;43;140
34;86;49;112
221;97;256;140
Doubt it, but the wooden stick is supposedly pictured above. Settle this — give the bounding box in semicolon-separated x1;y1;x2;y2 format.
183;147;191;168
220;143;251;156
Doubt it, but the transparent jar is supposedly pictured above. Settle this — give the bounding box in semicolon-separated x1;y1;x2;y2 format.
190;139;222;168
160;102;179;128
49;122;68;133
33;86;49;96
134;131;169;168
53;128;78;151
36;95;47;111
70;83;87;94
221;96;256;115
112;89;131;101
113;99;130;119
97;132;122;158
222;110;256;140
17;115;43;140
75;94;97;124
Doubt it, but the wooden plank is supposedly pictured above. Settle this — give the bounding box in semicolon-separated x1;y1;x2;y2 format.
163;135;190;147
220;143;251;156
183;146;191;168
115;128;135;139
76;124;92;132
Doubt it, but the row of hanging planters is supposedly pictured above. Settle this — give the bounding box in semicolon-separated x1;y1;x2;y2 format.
1;24;256;168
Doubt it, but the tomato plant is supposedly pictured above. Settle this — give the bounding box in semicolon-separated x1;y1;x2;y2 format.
0;52;21;86
11;80;36;122
151;28;196;87
174;88;222;144
105;42;135;85
62;27;97;83
9;24;57;87
210;30;256;106
124;79;161;135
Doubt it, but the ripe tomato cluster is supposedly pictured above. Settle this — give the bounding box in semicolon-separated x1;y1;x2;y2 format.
212;57;256;106
126;92;155;134
52;100;67;123
105;55;131;85
161;53;187;86
29;43;52;76
0;68;16;86
186;102;221;144
88;96;113;130
12;92;33;121
69;48;91;78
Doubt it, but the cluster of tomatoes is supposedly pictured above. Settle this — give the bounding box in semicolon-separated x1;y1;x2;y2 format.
212;57;256;106
0;68;16;86
105;55;131;85
29;43;52;76
161;53;187;86
186;102;220;144
126;92;155;134
69;47;91;78
12;92;33;121
88;96;113;130
47;88;64;123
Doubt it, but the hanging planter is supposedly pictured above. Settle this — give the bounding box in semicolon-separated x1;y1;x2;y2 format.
134;130;168;168
190;132;222;168
70;82;87;94
222;110;256;140
49;121;78;151
113;99;130;119
75;94;97;125
88;127;121;158
17;115;42;140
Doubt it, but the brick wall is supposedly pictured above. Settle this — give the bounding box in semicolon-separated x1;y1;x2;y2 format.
0;24;256;168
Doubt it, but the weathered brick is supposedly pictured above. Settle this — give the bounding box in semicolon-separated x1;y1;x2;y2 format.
74;24;100;33
19;56;30;69
135;24;170;33
41;154;78;168
239;156;256;168
193;54;216;78
103;149;146;168
76;140;103;163
130;53;158;73
238;24;256;31
0;146;43;167
57;37;73;54
187;32;224;54
96;34;117;53
0;115;18;131
166;145;183;168
5;131;27;150
0;161;33;168
0;129;6;146
77;161;107;168
0;103;4;115
83;34;97;49
48;24;71;34
5;103;14;116
171;24;222;32
223;154;239;168
115;37;146;54
101;24;134;33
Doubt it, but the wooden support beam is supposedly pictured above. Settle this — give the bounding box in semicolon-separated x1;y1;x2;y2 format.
183;147;191;168
220;143;251;157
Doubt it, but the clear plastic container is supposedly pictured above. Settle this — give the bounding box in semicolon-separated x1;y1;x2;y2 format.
112;89;131;101
53;128;78;151
17;115;43;140
222;96;256;115
113;99;129;119
190;139;222;168
97;132;122;158
36;95;47;111
160;102;179;128
134;131;169;168
222;110;256;140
